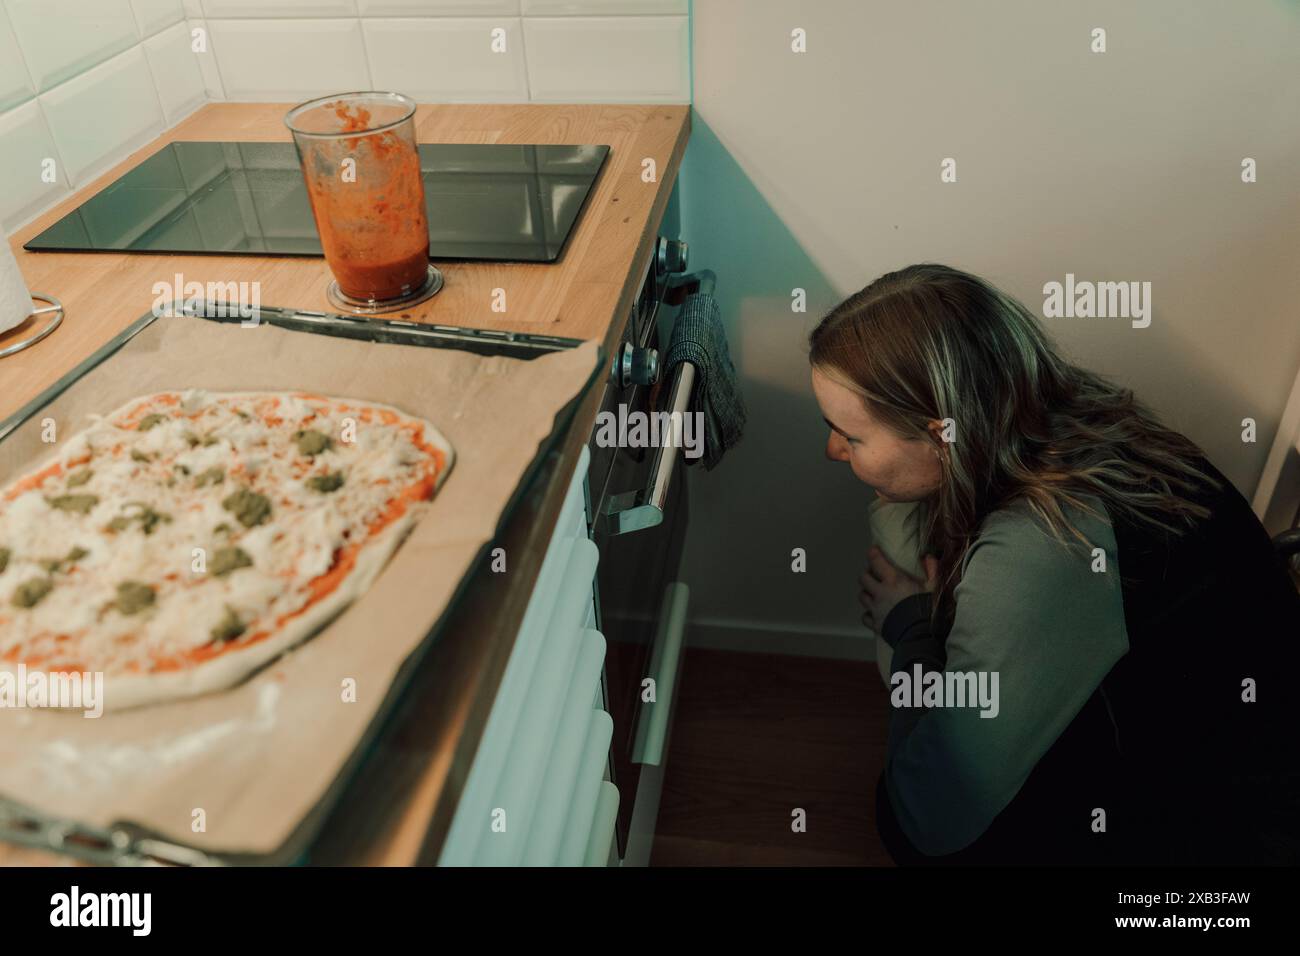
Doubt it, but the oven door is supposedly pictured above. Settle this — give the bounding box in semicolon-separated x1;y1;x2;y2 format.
590;367;691;862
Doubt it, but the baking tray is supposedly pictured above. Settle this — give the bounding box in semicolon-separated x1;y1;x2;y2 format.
0;302;604;865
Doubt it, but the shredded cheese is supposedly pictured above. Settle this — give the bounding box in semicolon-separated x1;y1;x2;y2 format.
0;389;441;675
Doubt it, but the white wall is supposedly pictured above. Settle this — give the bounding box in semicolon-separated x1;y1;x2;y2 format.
0;0;204;231
0;0;689;233
192;0;688;104
677;0;1300;657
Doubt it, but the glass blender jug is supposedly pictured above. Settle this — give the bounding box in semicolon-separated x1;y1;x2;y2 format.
285;91;442;313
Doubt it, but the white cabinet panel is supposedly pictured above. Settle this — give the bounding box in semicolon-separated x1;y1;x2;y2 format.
521;627;606;865
584;780;620;866
557;708;613;866
475;537;598;866
440;446;615;867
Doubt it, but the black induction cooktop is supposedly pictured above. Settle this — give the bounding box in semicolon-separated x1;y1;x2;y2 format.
24;141;610;263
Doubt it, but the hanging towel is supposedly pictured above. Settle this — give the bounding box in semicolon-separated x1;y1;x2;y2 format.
662;291;746;471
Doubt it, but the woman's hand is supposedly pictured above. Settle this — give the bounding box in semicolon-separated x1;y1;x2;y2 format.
859;548;939;632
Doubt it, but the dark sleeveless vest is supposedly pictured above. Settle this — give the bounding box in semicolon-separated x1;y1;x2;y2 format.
877;456;1300;865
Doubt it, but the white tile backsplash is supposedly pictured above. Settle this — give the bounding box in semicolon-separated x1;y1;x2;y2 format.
189;19;226;98
0;0;689;236
40;47;163;187
0;100;70;232
358;0;519;13
363;18;528;102
524;15;688;102
130;0;185;36
522;0;687;14
143;21;206;123
201;0;358;16
209;19;368;100
0;6;34;112
7;0;139;93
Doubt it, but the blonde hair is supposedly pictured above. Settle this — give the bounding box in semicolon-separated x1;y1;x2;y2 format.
809;263;1218;625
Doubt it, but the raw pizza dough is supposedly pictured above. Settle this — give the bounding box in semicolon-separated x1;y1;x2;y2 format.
0;389;454;710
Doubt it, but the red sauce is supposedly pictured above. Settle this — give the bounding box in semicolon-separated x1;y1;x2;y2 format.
302;100;430;302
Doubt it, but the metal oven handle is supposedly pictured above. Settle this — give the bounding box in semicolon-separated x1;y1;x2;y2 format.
600;270;714;537
631;581;690;767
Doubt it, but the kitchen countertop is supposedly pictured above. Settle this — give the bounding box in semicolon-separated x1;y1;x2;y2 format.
0;101;690;865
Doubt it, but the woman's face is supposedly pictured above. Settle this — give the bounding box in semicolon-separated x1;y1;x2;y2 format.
810;365;942;503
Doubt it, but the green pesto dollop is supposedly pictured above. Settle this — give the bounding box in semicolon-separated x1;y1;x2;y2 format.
12;577;53;608
210;606;245;644
305;472;345;494
0;547;10;574
114;581;156;616
138;413;168;431
294;429;333;457
46;494;99;515
40;546;89;573
195;466;225;488
210;546;253;577
183;431;219;448
65;468;93;488
108;503;171;535
222;487;272;528
130;449;152;463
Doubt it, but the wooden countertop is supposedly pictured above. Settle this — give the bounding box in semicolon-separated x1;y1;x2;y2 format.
0;101;691;865
3;101;689;420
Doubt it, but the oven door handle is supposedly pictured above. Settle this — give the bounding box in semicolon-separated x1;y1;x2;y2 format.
599;360;696;536
632;581;690;767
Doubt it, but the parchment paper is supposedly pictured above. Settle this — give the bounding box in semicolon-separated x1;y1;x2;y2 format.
0;312;600;858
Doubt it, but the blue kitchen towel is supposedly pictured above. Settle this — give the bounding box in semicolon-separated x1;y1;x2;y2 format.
663;291;746;470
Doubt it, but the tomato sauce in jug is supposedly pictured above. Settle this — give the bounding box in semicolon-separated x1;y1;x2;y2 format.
300;101;430;302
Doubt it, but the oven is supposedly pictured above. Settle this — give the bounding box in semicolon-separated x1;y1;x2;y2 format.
586;232;708;864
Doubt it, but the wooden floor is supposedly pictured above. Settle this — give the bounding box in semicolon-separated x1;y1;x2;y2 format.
651;646;894;866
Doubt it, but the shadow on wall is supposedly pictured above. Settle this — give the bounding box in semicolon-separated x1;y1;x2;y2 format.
675;116;883;654
671;115;1282;657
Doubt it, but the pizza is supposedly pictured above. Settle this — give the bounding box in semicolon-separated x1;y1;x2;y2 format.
0;389;453;710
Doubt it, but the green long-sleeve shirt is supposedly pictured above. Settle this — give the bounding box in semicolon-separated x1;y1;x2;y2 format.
878;494;1128;856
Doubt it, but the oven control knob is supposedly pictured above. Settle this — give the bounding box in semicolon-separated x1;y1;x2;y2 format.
619;342;659;387
657;237;689;276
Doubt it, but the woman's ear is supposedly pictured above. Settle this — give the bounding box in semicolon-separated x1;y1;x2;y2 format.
925;418;947;451
924;419;951;474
